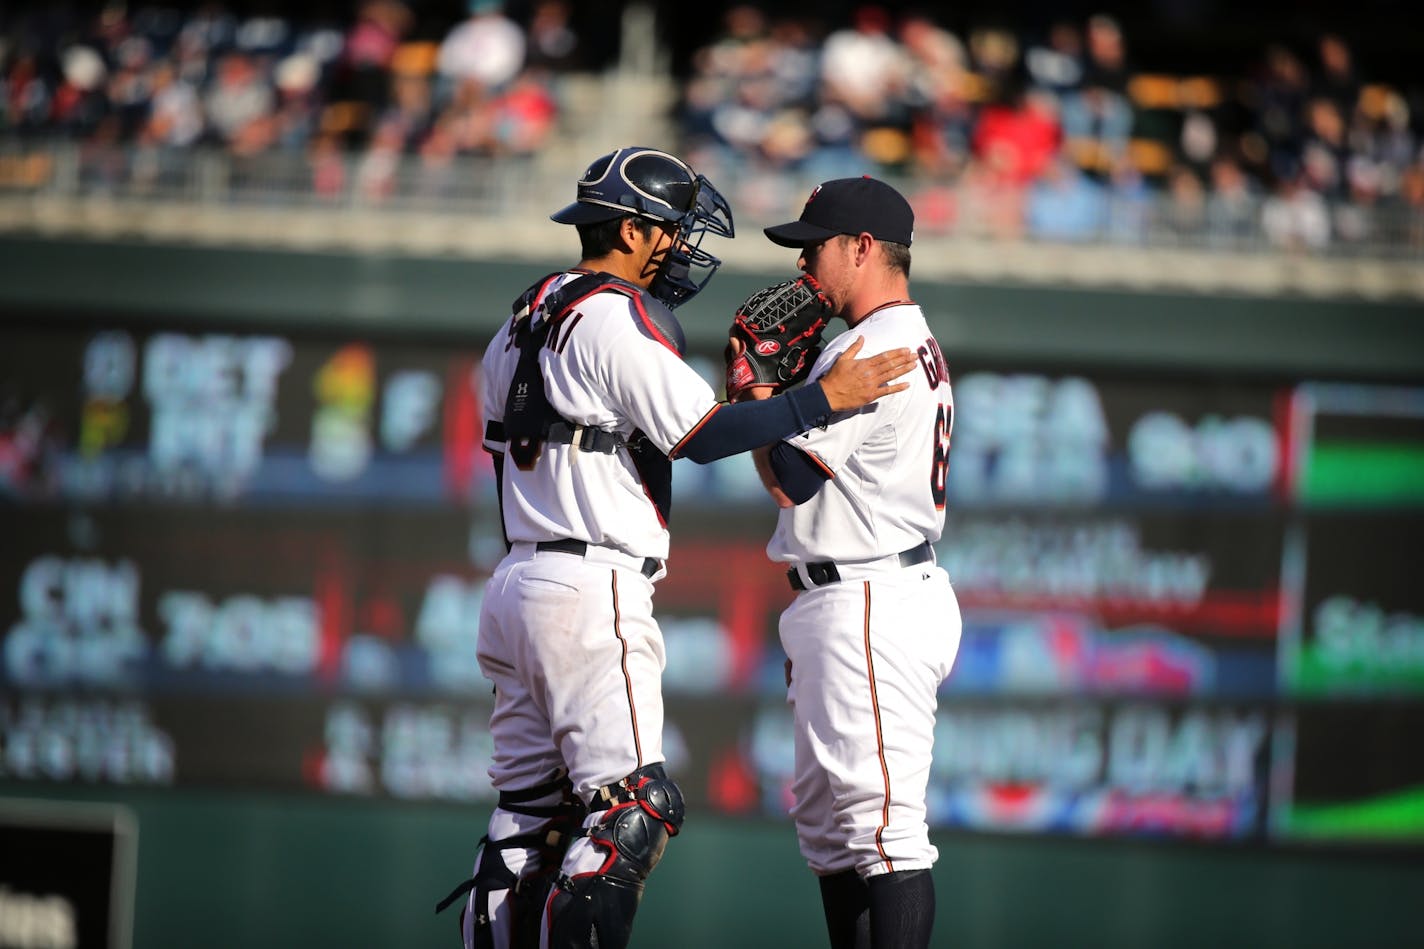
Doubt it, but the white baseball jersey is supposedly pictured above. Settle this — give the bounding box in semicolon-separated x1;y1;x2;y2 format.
772;301;963;879
769;301;954;564
481;271;722;560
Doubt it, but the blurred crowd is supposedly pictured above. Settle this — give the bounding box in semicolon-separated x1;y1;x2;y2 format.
680;5;1424;249
2;1;1423;250
0;0;586;198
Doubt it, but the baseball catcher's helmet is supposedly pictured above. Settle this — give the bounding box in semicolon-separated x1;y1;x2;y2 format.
551;146;734;308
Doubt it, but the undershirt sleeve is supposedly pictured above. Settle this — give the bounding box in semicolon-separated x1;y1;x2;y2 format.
672;385;833;463
768;441;832;504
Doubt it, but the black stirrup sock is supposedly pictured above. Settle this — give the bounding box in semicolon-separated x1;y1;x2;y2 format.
818;869;870;949
868;869;936;949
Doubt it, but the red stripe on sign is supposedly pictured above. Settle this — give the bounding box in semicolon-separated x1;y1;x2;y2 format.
611;571;643;768
444;356;479;500
862;582;894;873
954;590;1282;637
1274;385;1300;503
314;557;349;682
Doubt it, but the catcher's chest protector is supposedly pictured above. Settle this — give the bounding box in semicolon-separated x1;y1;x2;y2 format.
501;271;685;522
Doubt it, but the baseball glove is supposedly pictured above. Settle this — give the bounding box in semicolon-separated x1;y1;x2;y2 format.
724;274;832;400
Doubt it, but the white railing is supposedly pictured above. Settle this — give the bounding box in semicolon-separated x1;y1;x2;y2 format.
3;139;1422;263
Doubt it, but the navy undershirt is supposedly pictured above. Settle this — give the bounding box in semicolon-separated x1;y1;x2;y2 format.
768;441;830;504
675;384;832;464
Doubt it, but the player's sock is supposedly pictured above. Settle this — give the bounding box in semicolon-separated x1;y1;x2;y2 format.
867;869;935;949
818;869;870;949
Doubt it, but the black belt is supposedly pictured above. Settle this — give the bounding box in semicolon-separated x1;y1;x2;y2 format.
787;541;935;591
536;538;661;579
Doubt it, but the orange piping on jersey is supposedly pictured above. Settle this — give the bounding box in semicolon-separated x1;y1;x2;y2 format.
862;581;895;873
668;403;722;459
804;450;836;480
611;571;644;768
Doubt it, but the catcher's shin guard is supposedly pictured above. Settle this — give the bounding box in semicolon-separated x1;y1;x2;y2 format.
544;763;685;949
435;773;586;949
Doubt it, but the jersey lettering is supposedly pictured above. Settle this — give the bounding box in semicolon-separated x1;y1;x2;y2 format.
916;337;949;389
930;402;952;510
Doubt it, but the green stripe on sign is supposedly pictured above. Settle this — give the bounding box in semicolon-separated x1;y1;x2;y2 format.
1303;443;1424;505
1287;647;1424;694
1282;785;1424;839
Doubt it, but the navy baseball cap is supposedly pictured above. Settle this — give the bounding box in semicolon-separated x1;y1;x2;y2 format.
764;176;914;248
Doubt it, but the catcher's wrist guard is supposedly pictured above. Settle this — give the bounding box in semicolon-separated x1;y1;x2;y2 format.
725;274;832;401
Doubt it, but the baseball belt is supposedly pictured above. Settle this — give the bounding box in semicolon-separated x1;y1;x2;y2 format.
787;541;936;592
536;538;662;579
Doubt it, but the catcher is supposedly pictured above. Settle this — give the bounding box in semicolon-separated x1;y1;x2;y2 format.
444;147;917;949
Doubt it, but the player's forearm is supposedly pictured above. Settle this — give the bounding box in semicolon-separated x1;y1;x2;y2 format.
671;384;832;463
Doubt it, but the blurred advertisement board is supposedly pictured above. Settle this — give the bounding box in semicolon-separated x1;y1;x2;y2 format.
1271;703;1424;842
2;319;1421;849
1279;515;1424;696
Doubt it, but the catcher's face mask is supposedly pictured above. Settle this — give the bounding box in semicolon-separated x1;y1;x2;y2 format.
650;176;735;308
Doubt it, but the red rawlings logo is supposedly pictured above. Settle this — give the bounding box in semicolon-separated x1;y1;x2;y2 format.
755;340;781;356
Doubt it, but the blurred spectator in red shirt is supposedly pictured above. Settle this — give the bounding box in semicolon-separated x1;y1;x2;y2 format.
491;72;557;155
972;83;1062;187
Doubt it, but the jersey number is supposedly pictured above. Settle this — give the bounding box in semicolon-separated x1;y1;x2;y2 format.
930;402;952;510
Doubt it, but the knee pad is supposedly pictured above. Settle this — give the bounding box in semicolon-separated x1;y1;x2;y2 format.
543;764;685;949
589;763;684;878
435;773;586;949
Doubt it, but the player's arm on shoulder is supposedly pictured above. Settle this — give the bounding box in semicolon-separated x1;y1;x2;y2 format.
672;337;916;464
815;336;917;412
